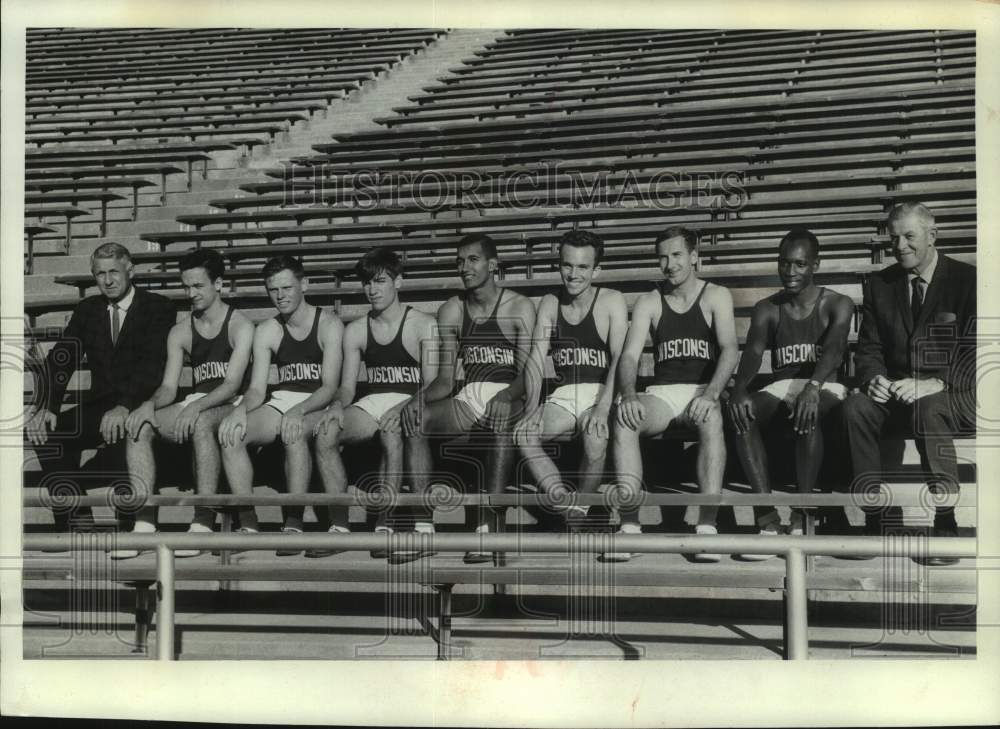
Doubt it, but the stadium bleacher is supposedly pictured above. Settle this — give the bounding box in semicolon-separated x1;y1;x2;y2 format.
21;27;977;661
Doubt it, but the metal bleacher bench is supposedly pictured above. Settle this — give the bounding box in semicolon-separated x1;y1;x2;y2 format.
21;491;976;662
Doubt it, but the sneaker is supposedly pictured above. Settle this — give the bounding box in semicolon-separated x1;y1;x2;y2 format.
370;526;393;560
276;526;304;557
737;528;779;561
463;523;492;564
390;522;437;564
599;524;642;563
176;522;211;558
691;524;722;563
305;525;349;558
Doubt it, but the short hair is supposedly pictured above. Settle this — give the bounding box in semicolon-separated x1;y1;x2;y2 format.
90;242;132;268
457;232;498;260
179;247;225;282
654;226;698;252
558;229;605;265
887;201;936;228
778;227;820;260
355;247;404;284
261;255;305;281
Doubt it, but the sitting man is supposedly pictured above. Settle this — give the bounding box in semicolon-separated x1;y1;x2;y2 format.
841;202;976;565
26;242;175;543
401;233;535;564
515;229;627;527
112;248;254;559
726;228;853;560
313;247;437;561
217;255;343;555
612;226;739;562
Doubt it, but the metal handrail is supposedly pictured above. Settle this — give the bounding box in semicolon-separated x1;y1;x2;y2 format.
21;533;977;663
21;490;968;508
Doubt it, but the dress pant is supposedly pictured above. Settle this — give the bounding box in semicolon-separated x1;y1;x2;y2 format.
33;397;130;531
841;389;975;529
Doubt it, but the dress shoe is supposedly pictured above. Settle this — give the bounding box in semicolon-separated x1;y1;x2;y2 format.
916;525;960;566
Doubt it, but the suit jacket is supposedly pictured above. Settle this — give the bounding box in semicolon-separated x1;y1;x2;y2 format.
44;287;177;413
855;253;976;392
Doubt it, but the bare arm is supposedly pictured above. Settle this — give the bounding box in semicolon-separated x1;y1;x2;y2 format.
617;292;657;399
521;295;557;416
730;299;772;394
594;289;628;411
811;293;854;385
191;312;254;412
702;285;739;401
495;295;537;403
419;298;462;404
242;321;278;414
331;318;366;410
287;312;343;416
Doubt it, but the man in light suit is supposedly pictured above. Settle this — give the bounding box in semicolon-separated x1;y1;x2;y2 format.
840;202;976;564
26;242;177;534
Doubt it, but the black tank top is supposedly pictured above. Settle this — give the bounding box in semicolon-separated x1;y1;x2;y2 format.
652;281;718;385
364;307;421;395
770;288;837;381
274;307;323;393
190;305;235;394
458;289;519;384
550;288;610;387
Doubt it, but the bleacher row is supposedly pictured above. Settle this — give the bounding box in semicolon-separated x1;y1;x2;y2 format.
21;28;977;659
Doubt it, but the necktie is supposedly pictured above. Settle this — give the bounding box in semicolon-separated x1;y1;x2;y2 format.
910;277;924;324
111;304;121;346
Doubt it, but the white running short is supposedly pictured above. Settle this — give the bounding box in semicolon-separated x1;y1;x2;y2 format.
545;383;604;421
453;381;510;421
644;384;706;421
180;392;243;409
263;389;312;414
759;378;847;406
352;391;412;424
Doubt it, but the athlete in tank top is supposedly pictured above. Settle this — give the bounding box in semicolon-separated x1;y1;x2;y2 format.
365;306;421;394
769;288;837;382
550;288;611;387
458;289;519;384
274;307;323;393
191;305;235;393
652;281;719;386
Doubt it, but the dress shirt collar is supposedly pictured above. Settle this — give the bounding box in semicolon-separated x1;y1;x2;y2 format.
907;247;938;286
107;285;136;313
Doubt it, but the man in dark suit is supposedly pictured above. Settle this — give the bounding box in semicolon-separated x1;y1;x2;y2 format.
840;202;976;564
26;242;176;532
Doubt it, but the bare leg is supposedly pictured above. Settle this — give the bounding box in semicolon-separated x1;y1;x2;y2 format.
611;394;677;529
691;402;726;528
190;404;233;529
518;402;578;497
220;406;283;531
727;392;782;528
125;401;186;528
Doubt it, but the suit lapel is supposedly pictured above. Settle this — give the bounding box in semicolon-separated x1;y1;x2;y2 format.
98;297;113;347
914;253;948;332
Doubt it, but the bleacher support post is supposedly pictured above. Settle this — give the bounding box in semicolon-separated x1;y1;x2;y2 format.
155;544;176;661
784;548;808;660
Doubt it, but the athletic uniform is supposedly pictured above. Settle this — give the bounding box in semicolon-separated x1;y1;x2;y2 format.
455;290;519;419
353;307;422;423
645;281;719;418
265;308;324;414
180;305;243;408
546;288;611;419
760;288;847;404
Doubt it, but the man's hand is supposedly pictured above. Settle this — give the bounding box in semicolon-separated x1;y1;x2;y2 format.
685;392;718;425
280;408;306;445
218;406;247;447
172;402;202;443
401;395;423;438
100;405;130;444
790;383;820;435
866;374;893;404
616;393;645;431
26;409;57;446
378;401;407;434
727;388;754;435
891;377;945;405
581;404;611;440
314;401;344;437
125;401;156;440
